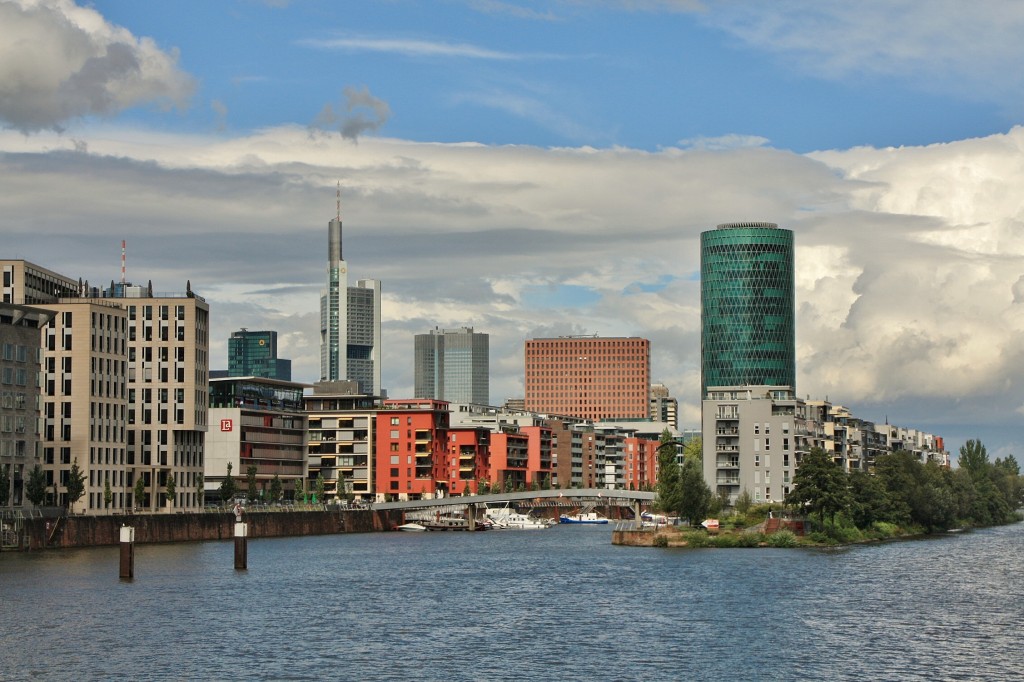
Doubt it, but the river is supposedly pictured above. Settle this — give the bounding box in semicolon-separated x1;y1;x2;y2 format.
1;522;1021;681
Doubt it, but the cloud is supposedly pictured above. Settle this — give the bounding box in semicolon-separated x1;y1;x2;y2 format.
678;134;770;151
695;0;1024;105
2;122;1024;456
0;0;195;133
310;86;391;141
300;36;533;61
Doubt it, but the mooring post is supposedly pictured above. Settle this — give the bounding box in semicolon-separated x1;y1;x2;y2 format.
119;525;135;580
634;501;642;529
234;521;248;570
467;505;476;531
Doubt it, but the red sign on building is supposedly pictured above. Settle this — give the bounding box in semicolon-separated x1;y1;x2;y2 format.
220;419;233;432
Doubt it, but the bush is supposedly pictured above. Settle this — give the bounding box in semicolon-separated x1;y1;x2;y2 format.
869;521;899;539
765;530;798;548
653;534;668;548
681;531;710;548
735;531;764;547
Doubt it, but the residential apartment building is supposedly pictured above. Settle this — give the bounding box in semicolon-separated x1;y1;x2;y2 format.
414;326;489;405
304;382;379;501
524;335;650;422
375;398;450;500
228;329;291;381
0;303;52;509
649;382;678;430
208;376;308;501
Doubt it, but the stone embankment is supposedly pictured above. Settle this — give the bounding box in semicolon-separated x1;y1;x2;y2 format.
10;509;404;551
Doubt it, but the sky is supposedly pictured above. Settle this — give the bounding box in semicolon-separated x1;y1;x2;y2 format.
2;0;1024;463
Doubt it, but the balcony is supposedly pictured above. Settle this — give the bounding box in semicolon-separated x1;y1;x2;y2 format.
716;477;740;485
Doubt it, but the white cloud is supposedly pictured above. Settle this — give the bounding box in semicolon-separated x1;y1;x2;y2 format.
0;0;195;132
299;36;550;61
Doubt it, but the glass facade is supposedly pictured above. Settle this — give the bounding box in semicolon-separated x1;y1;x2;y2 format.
228;330;292;380
414;327;489;405
701;222;795;397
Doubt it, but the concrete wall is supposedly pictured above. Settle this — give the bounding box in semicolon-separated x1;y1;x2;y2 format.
14;509;403;551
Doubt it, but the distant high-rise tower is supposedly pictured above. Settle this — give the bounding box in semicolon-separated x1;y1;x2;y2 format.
649;382;678;429
700;222;795;397
319;185;382;395
414;327;489;404
228;329;291;380
525;336;650;421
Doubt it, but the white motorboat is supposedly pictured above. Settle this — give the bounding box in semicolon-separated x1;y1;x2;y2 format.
396;522;427;532
484;505;555;530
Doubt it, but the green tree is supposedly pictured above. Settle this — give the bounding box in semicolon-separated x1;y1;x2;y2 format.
220;462;237;502
957;439;989;479
655;430;682;514
0;465;9;506
165;474;176;507
294;476;305;502
103;477;113;509
848;469;892;528
246;465;258;501
26;464;47;507
134;474;146;511
734;488;753;515
678;457;712;526
786;448;849;526
196;472;205;507
65;459;87;512
315;473;326;503
269;474;282;503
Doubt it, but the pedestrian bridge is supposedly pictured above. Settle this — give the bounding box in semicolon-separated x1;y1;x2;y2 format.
371;488;655;512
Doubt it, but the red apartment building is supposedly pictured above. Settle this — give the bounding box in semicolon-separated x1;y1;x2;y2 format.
375;398;449;499
524;336;651;422
446;428;491;495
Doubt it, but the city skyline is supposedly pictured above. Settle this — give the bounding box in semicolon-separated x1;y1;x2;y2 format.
2;1;1024;460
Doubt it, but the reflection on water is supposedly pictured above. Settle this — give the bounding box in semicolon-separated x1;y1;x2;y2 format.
2;523;1022;681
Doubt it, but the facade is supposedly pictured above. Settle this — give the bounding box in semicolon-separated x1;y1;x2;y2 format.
700;222;795;398
1;260;79;305
524;336;651;421
304;383;379;501
228;329;291;380
649;382;678;430
0;304;52;509
207;376;308;502
319;190;382;395
375;398;450;500
414;326;489;405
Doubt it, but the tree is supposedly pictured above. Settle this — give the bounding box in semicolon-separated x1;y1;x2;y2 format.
848;469;892;528
103;477;113;509
294;476;305;502
196;472;205;507
734;488;753;515
220;462;237;502
165;474;176;507
246;465;258;501
957;440;989;479
315;473;326;503
134;474;146;511
0;465;9;506
786;447;849;526
26;464;47;507
654;429;682;514
678;457;712;526
65;459;86;512
269;474;282;503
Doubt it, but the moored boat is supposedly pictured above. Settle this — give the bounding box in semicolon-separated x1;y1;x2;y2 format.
484;505;555;530
559;511;609;524
397;522;427;532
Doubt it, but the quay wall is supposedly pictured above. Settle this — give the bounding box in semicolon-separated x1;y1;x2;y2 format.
14;509;404;551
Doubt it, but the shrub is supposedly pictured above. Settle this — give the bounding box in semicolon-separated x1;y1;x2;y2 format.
682;531;710;548
765;530;798;548
653;534;668;548
736;531;764;547
870;521;899;539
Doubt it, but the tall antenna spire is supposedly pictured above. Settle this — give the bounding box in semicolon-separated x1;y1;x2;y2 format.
336;181;341;222
121;240;126;285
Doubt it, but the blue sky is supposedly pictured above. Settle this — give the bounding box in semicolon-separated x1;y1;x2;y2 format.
3;0;1024;462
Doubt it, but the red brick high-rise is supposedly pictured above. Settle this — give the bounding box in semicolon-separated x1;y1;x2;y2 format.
524;336;650;422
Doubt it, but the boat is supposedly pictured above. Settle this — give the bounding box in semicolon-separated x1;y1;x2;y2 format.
559;511;609;525
397;523;427;532
484;505;555;530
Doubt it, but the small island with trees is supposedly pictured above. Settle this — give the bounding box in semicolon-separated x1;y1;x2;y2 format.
632;435;1023;548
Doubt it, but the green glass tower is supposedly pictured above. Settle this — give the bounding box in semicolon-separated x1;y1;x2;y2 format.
700;222;795;397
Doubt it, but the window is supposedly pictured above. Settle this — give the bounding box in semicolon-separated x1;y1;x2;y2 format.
754;454;760;467
753;423;760;435
391;417;399;426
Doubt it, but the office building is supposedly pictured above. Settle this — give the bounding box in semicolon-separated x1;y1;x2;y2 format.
700;222;795;398
319;187;382;395
649;382;678;430
228;329;291;380
208;376;308;501
0;303;52;510
524;335;650;421
414;326;489;405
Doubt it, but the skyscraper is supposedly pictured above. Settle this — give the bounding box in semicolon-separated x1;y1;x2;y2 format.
524;336;650;421
319;186;381;395
414;326;489;405
700;222;795;398
228;329;291;380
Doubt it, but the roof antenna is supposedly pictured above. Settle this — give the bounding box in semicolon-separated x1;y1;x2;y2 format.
336;181;341;222
120;239;126;285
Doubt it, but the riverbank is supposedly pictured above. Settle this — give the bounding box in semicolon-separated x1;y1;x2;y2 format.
4;509;404;551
